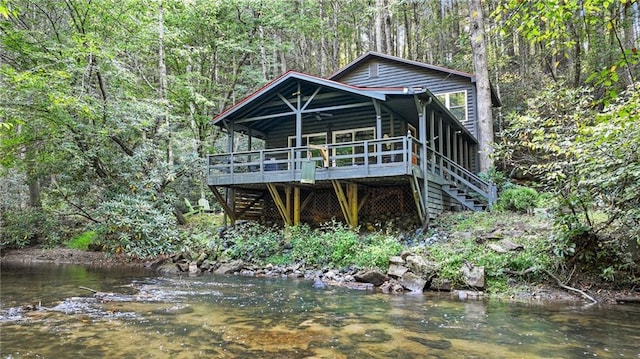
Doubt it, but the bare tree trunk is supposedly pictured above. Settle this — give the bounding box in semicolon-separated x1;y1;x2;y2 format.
157;0;172;164
259;25;268;81
375;0;384;52
467;0;494;172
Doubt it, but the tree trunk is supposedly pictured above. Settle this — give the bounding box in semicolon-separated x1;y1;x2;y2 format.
157;0;172;164
375;0;385;53
467;0;494;172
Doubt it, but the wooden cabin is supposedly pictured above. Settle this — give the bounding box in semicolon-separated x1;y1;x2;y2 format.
207;52;500;228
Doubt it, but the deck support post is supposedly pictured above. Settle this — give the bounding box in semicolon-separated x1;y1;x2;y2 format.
331;180;358;228
294;187;300;225
267;183;293;226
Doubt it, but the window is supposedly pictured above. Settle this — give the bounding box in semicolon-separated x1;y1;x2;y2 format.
368;62;379;79
288;132;327;159
436;91;468;123
332;127;375;166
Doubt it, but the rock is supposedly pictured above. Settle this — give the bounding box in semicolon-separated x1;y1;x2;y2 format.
214;259;244;274
380;280;404;294
152;304;194;315
501;239;524;251
323;270;338;281
188;263;199;274
388;256;405;265
454;290;484;300
199;259;216;271
312;277;326;289
399;272;427;292
155;262;179;274
176;261;190;272
430;277;452;291
407;336;452;350
387;264;409;278
195;252;207;265
405;255;439;280
354;270;389;286
461;262;485;289
487;243;508;253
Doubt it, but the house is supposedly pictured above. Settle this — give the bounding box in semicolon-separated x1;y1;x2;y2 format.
206;52;500;228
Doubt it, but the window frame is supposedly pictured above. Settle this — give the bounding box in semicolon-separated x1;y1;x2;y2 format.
435;90;468;123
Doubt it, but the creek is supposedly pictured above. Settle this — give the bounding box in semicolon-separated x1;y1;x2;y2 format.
1;262;638;358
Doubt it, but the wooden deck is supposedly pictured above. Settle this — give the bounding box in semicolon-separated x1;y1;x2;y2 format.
207;136;420;186
206;135;496;226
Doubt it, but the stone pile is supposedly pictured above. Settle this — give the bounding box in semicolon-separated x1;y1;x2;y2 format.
150;250;487;298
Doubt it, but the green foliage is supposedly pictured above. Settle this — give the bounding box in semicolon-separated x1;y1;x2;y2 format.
426;234;554;293
222;222;283;263
95;194;179;258
66;231;96;250
0;208;62;249
496;186;539;213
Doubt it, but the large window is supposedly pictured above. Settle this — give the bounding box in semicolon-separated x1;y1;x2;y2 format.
332;127;375;166
288;132;327;159
436;90;468;123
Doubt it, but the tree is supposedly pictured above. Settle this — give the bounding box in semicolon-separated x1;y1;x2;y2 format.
468;0;494;171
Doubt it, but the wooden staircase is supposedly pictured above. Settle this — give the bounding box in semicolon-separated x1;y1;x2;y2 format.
429;150;497;212
442;183;488;211
233;190;266;219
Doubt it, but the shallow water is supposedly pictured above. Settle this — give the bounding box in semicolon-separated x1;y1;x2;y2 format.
1;262;639;358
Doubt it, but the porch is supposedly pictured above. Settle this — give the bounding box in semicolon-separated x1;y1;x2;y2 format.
206;135;496;227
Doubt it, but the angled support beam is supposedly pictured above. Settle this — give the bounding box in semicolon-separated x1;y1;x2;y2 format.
410;169;426;223
209;186;236;224
267;183;292;226
332;180;358;228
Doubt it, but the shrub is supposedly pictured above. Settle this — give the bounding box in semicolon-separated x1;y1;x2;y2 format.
496;186;539;213
96;194;179;258
0;208;62;248
222;222;283;262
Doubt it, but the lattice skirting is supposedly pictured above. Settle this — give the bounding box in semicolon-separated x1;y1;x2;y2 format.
259;184;419;229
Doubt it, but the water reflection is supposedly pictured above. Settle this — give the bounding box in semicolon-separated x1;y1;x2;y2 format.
1;262;639;358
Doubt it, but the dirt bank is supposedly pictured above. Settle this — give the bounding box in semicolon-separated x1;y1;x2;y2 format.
0;247;144;267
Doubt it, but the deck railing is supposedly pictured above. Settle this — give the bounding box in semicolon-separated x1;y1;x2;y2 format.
426;145;497;206
207;135;419;184
207;134;496;205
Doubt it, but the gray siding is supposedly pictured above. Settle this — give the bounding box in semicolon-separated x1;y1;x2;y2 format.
338;59;478;137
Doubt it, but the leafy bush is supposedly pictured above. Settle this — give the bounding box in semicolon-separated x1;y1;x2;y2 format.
355;233;403;270
222;222;283;262
96;194;179;258
496;186;539;213
0;208;62;248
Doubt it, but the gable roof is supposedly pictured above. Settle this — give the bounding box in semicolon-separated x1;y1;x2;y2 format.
329;51;502;107
212;70;408;125
329;51;475;81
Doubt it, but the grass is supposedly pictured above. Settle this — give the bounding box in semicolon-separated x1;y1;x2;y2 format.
66;231;96;250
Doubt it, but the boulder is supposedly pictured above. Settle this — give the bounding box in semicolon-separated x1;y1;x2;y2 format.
388;256;405;265
430;277;452;291
199;259;216;272
387;264;409;278
214;259;244;274
380;280;404;294
461;262;485;289
405;255;439;280
399;272;427;292
354;270;389;286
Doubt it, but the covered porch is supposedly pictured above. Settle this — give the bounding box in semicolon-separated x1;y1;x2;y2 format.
206;71;494;228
